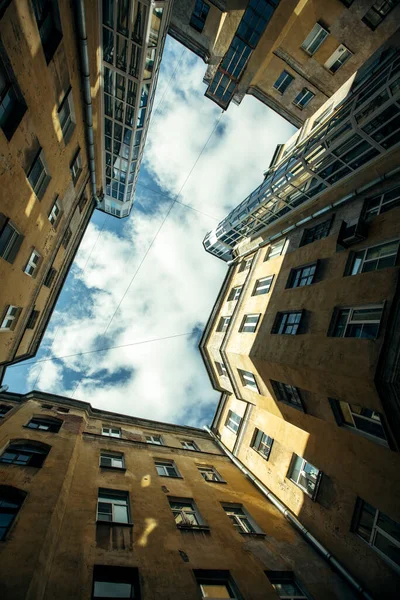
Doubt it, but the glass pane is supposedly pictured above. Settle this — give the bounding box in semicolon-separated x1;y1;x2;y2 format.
117;0;130;36
103;28;114;64
290;455;303;482
94;581;132;598
377;511;400;543
114;505;129;523
201;583;232;598
375;531;400;567
357;502;375;542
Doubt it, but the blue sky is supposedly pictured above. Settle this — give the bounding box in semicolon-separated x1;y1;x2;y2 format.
4;37;296;427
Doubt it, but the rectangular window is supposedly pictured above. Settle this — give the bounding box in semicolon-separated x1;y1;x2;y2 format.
222;504;259;534
352;498;400;571
215;361;228;377
100;451;125;469
238;256;253;272
252;429;273;460
347;240;399;275
97;489;130;523
253;275;273;296
325;45;353;73
293;88;315;109
265;239;285;260
287;454;322;500
70;149;83;184
216;316;231;332
28;149;51;200
364;185;400;220
26;416;61;433
330;305;384;339
190;0;210;33
58;88;75;142
287;263;317;288
362;0;399;30
0;405;12;417
225;410;241;433
272;311;304;335
239;314;260;333
181;440;199;451
26;309;40;330
145;434;163;445
0;51;26;140
271;380;304;411
169;498;204;528
102;426;121;438
48;197;61;227
0;216;23;264
32;0;62;63
300;217;332;246
62;226;72;249
198;466;223;482
195;570;242;600
155;460;179;477
227;286;243;301
266;572;310;599
0;487;26;541
92;565;140;599
43;267;57;288
24;249;41;277
238;368;259;392
301;22;329;55
329;398;388;445
0;305;21;331
273;70;294;94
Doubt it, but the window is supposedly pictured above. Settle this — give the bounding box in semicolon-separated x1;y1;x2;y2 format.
325;45;352;73
102;426;121;438
0;305;21;331
155;460;179;477
195;570;242;599
347;240;399;275
78;192;88;212
62;226;72;249
26;416;62;433
57;407;69;413
222;504;259;534
330;305;384;339
100;451;125;469
24;249;41;277
0;404;12;417
266;572;310;600
48;197;61;226
27;149;51;200
364;185;400;220
32;0;62;63
0;51;26;140
329;398;388;445
225;410;241;434
238;256;253;272
352;498;400;571
198;466;223;482
190;0;210;32
272;311;304;335
92;565;140;599
287;264;317;288
300;217;332;246
301;22;329;55
145;434;163;445
169;498;204;528
181;440;199;451
362;0;400;30
271;380;304;411
253;275;273;296
0;486;27;541
238;369;259;392
0;440;50;467
239;314;260;333
265;239;285;260
97;489;130;524
273;70;294;94
70;149;83;184
216;316;231;332
293;88;315;109
251;429;273;460
43;267;57;287
227;286;243;301
215;361;227;377
287;454;322;500
26;309;40;330
58;88;75;142
0;216;23;264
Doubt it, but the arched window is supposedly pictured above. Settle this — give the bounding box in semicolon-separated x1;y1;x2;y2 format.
26;416;62;433
0;485;27;540
0;440;50;467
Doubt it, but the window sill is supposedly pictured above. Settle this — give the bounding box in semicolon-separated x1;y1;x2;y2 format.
99;465;127;472
203;479;227;484
158;474;183;479
96;520;133;527
239;531;266;538
22;425;58;433
177;524;210;532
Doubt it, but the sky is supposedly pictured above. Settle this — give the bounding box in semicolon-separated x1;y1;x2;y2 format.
4;37;296;427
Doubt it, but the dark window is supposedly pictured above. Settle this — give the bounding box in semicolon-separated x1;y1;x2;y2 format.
190;0;210;32
0;485;27;541
92;565;140;599
287;263;317;288
266;571;310;599
227;285;242;301
43;267;57;288
31;0;62;63
252;428;273;460
78;192;88;212
340;0;354;6
26;416;62;433
300;217;333;246
70;149;83;184
0;440;50;467
273;70;294;94
271;380;305;411
293;88;315;109
58;88;75;143
222;503;261;534
329;305;383;339
181;440;199;451
215;361;227;377
239;314;260;333
97;489;130;524
195;569;243;599
0;305;21;331
225;410;241;433
57;407;69;413
169;498;204;528
364;185;400;220
237;0;279;48
41;404;53;409
0;404;12;418
62;226;72;249
272;311;304;335
287;454;322;500
0;214;24;264
347;240;399;275
0;49;26;140
26;309;40;330
238;255;253;272
329;398;388;445
27;149;51;200
216;316;231;332
362;0;400;30
155;460;179;477
100;451;125;469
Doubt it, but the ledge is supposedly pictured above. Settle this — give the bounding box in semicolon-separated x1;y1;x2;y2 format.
100;465;127;472
177;524;210;533
96;520;133;528
240;532;266;538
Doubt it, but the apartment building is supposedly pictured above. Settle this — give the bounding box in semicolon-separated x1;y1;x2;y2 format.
0;0;97;374
170;0;400;126
0;390;366;599
199;47;400;596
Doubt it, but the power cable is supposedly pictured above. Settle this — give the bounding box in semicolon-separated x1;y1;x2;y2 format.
152;47;186;117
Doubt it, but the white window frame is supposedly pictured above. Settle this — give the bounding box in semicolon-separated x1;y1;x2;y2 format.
228;285;242;301
332;304;384;339
331;399;388;446
100;451;125;469
267;574;309;599
252;429;273;460
265;239;286;260
349;240;399;275
238;368;259;393
24;249;41;277
155;460;179;477
48;197;61;226
287;454;322;500
217;315;231;332
145;434;163;445
215;361;228;377
293;88;315;109
238;256;253;272
325;44;353;73
101;426;121;438
97;489;130;523
58;88;76;140
70;149;83;183
181;440;199;451
253;275;273;295
239;313;260;333
222;504;259;534
198;465;223;482
273;70;294;93
0;305;20;331
301;22;329;55
364;185;400;220
225;410;241;433
169;498;203;528
28;149;50;198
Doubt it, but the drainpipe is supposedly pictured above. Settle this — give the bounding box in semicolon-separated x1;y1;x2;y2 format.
75;0;97;202
205;426;375;600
